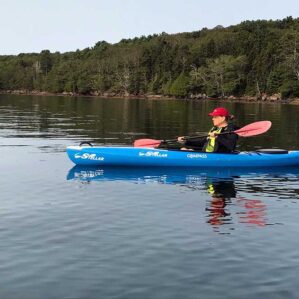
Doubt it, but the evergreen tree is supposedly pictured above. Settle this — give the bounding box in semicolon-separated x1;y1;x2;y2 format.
0;17;299;99
169;73;189;97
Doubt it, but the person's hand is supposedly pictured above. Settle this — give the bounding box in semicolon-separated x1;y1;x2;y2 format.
177;136;186;144
208;132;218;138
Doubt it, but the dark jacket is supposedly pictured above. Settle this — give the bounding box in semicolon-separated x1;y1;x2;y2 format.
185;123;239;153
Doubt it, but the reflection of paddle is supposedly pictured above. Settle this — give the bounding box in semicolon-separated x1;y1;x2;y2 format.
133;121;272;148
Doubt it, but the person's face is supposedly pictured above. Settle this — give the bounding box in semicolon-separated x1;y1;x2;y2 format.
212;115;226;127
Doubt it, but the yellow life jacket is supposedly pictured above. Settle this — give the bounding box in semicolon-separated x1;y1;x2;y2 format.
205;127;223;153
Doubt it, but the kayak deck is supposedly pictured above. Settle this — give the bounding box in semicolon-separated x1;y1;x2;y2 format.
66;146;299;167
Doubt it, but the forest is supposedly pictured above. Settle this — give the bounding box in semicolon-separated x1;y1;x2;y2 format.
1;17;299;99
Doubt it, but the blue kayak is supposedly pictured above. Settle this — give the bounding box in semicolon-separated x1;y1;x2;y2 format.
66;146;299;167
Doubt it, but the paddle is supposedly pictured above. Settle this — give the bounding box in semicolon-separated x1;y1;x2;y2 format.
133;121;272;148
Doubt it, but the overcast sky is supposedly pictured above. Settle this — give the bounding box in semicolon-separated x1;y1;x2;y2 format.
1;0;299;55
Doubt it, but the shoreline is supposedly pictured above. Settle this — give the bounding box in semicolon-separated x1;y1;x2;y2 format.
1;89;299;104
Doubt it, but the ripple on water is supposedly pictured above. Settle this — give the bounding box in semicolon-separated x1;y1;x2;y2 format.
1;95;299;298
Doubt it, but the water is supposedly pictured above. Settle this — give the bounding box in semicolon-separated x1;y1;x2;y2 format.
1;94;299;299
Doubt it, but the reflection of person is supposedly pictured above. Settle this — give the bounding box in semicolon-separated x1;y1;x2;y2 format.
206;180;235;226
178;107;239;152
206;179;267;229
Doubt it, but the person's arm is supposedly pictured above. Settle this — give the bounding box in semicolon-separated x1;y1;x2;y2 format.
216;133;238;152
177;136;206;151
184;137;207;147
177;136;206;147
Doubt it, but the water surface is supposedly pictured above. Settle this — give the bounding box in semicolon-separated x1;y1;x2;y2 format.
1;94;299;299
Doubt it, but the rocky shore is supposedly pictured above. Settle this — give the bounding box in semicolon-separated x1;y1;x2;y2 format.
1;89;298;104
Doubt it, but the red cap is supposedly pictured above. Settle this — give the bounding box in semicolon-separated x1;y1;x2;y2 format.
208;107;230;117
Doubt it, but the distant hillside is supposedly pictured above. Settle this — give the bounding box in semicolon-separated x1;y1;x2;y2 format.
1;16;299;99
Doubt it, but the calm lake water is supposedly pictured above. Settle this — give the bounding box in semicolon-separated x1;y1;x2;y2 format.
1;94;299;299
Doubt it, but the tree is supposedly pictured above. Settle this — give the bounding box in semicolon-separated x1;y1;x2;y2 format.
40;50;52;75
1;17;299;98
190;55;247;97
169;72;189;97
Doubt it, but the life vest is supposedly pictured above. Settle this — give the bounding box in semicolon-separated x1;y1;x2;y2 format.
204;127;223;152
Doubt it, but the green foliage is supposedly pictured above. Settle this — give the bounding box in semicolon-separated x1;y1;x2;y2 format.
162;80;172;95
169;73;189;97
40;50;52;75
1;17;299;98
267;68;283;94
189;55;247;96
280;81;299;98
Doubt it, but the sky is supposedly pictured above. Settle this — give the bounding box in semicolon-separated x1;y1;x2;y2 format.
1;0;299;55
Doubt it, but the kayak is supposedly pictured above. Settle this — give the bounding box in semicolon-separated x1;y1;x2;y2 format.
66;146;299;167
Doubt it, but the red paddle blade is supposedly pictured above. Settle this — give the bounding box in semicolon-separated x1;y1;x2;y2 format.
133;138;162;147
235;121;272;137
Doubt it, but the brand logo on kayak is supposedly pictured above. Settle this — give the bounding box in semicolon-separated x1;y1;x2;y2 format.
187;153;207;159
139;151;168;158
74;153;105;161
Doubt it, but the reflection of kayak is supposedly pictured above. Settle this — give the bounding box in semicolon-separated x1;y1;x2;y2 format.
67;165;299;184
67;165;299;200
66;165;234;183
66;146;299;167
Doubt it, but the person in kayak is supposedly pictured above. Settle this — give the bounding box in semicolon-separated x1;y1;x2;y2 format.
178;107;239;153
